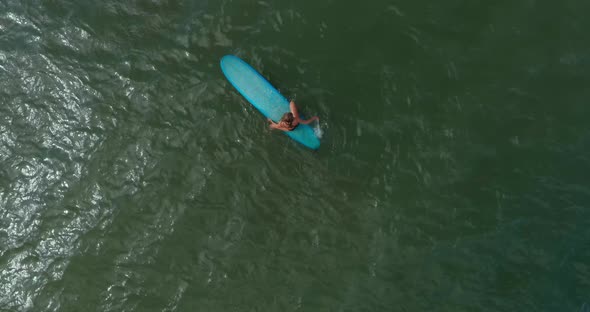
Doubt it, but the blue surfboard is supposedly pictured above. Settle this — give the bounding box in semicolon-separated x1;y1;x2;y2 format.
220;55;320;150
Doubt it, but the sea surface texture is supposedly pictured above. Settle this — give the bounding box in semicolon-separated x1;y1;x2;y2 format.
1;0;589;311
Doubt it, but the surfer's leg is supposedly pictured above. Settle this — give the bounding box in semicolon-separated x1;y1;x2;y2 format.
290;101;300;119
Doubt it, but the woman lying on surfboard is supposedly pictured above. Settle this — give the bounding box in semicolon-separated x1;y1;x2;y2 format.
267;100;319;132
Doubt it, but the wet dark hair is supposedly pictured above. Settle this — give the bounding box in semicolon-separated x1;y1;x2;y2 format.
280;112;294;126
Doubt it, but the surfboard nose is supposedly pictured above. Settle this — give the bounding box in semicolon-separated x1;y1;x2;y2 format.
220;55;238;67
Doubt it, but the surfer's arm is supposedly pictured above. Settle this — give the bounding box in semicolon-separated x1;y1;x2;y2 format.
299;116;319;124
268;119;292;131
289;101;300;119
267;119;283;130
268;119;278;128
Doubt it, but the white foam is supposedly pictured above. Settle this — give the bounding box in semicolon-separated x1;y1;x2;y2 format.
314;125;323;138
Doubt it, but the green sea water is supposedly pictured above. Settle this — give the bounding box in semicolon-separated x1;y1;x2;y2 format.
1;0;589;311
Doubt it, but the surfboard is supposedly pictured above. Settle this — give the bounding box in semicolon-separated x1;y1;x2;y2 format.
220;55;320;150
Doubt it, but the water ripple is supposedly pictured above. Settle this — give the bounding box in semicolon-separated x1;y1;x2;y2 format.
1;0;590;310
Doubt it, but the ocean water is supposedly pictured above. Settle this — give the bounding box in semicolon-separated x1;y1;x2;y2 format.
1;0;589;311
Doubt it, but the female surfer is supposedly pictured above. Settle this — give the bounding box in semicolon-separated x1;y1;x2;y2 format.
267;100;319;131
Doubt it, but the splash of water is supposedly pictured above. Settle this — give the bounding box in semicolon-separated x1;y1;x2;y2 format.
313;124;323;139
